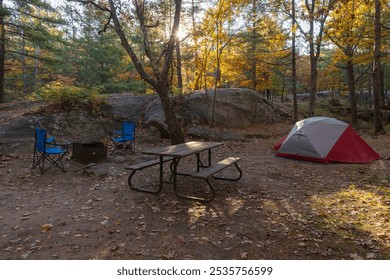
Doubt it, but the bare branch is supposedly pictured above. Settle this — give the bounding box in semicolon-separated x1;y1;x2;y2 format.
69;0;110;12
107;0;157;87
134;0;159;77
69;0;112;34
7;50;51;62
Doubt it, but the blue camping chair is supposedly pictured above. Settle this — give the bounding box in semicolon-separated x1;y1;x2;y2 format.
32;127;68;173
110;121;136;154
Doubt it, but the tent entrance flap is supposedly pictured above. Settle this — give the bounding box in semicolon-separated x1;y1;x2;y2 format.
278;134;322;159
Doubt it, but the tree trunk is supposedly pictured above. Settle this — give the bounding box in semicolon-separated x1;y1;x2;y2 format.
155;82;184;144
346;58;358;125
307;0;317;117
0;0;5;103
373;0;384;134
368;76;372;107
175;38;183;91
304;0;332;117
250;0;257;91
191;0;201;90
291;0;298;122
211;19;221;128
107;0;185;144
34;46;39;91
22;32;27;95
308;37;317;117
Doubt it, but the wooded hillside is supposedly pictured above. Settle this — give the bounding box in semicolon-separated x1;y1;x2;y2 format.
0;0;389;135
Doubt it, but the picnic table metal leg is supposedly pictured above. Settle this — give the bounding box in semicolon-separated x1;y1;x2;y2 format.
159;155;164;189
212;162;243;181
195;149;212;171
172;157;179;195
127;167;163;194
205;179;216;201
173;154;216;202
169;157;181;180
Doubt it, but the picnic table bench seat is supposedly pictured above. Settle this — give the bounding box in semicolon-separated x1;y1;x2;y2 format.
125;156;173;193
188;157;242;202
191;157;242;179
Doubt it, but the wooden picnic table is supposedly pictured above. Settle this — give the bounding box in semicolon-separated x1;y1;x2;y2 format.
143;140;222;170
126;141;241;202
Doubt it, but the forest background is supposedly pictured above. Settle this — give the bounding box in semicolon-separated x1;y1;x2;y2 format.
0;0;389;138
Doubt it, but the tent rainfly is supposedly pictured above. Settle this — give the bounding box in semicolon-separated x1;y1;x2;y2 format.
273;117;380;164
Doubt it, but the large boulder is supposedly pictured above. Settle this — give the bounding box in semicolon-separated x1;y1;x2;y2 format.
103;92;156;123
142;98;170;138
102;89;290;131
179;88;289;128
0;109;116;153
99;89;291;138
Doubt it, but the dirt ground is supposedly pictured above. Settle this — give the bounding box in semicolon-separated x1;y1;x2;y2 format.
1;121;389;260
0;98;390;260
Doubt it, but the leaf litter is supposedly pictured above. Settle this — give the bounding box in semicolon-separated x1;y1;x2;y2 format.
0;124;389;259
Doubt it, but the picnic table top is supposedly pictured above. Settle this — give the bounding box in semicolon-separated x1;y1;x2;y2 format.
143;141;223;157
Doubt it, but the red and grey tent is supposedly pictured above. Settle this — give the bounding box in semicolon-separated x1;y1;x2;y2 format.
273;117;380;164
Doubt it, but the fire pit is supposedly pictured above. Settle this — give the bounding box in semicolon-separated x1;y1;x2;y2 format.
73;142;107;164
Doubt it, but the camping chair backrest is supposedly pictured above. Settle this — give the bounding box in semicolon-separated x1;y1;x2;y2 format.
35;127;47;153
122;121;135;140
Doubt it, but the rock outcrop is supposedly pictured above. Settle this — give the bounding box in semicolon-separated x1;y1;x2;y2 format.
179;88;289;128
0;88;290;153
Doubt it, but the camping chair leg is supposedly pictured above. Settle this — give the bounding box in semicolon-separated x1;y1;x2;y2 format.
32;149;39;169
39;156;45;173
46;154;66;173
32;147;44;169
38;153;66;174
124;141;135;153
110;140;135;154
110;139;121;154
32;148;36;168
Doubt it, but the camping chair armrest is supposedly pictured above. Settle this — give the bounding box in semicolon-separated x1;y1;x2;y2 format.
111;129;123;136
46;136;56;144
56;142;70;152
46;141;57;147
46;141;69;152
123;132;135;138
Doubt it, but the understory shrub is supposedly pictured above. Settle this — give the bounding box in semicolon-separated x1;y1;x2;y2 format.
36;82;107;113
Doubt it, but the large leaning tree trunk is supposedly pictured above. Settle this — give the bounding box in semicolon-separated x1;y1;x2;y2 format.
77;0;185;144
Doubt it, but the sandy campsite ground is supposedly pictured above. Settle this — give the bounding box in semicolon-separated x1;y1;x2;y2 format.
1;122;389;260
